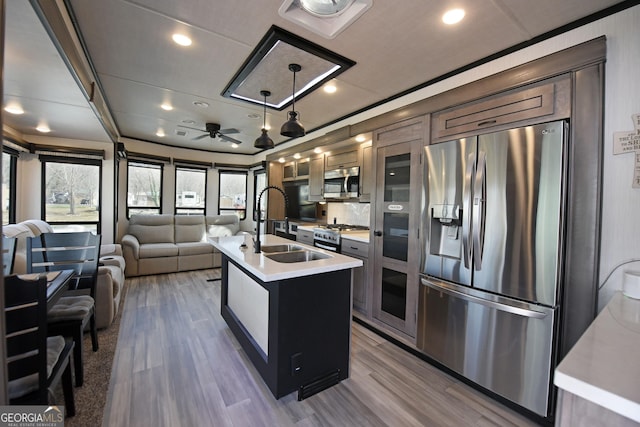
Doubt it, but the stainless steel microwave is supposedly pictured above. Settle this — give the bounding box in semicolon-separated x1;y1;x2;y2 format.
324;166;360;199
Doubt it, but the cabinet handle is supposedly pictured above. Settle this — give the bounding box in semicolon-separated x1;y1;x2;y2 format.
374;230;383;237
477;119;497;127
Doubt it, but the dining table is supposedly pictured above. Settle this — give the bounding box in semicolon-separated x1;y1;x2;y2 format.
17;269;75;311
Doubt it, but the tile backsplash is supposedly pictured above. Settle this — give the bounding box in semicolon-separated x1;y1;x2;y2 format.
326;202;370;227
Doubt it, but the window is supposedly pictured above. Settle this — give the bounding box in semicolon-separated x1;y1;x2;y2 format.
218;170;247;220
175;166;206;215
41;156;101;233
253;170;267;221
2;149;17;225
127;161;163;217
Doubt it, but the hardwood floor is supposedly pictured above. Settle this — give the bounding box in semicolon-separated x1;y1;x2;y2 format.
102;269;541;426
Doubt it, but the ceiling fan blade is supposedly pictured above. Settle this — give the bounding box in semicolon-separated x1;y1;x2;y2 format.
218;128;239;135
177;124;206;132
219;134;242;144
193;133;209;140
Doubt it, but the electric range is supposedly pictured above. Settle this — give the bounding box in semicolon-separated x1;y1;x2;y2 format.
312;224;369;253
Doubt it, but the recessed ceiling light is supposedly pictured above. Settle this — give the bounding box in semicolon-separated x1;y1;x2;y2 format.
36;124;51;133
313;147;322;154
355;134;366;142
193;101;209;108
231;143;239;149
442;8;465;25
182;119;196;124
156;129;166;137
324;84;337;94
278;157;285;163
293;153;301;159
4;104;24;115
172;33;192;46
161;103;173;111
247;113;260;119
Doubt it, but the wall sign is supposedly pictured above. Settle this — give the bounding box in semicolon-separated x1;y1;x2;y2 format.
613;113;640;188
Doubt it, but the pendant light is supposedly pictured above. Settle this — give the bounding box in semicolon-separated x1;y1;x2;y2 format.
280;63;306;138
254;90;274;149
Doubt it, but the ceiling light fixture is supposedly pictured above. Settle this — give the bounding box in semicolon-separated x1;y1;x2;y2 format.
280;64;305;138
172;33;192;46
324;83;337;93
254;90;275;149
4;105;24;115
156;129;166;137
442;8;465;25
36;124;51;133
193;101;209;108
161;103;173;111
279;0;372;39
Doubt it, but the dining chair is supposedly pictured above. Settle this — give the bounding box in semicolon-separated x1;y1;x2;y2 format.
2;235;16;275
5;274;76;416
27;231;101;387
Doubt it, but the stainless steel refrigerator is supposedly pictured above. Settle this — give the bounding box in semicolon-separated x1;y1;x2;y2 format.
417;120;567;418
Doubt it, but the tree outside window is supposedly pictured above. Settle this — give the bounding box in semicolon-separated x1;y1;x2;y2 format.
175;167;206;215
127;161;162;217
219;171;247;220
42;158;101;232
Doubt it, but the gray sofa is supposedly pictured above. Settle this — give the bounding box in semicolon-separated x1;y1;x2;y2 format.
2;219;126;330
121;214;243;277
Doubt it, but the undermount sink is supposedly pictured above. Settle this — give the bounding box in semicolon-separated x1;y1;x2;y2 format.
264;250;331;263
260;244;305;253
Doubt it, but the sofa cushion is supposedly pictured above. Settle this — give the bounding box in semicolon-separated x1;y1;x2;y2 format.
176;242;214;256
206;215;239;236
175;215;206;243
128;214;175;244
139;243;179;258
22;219;54;236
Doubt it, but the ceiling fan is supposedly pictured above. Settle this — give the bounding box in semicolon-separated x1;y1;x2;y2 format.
178;122;242;144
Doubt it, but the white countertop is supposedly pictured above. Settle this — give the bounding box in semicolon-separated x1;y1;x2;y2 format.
554;291;640;422
210;234;362;282
341;231;370;243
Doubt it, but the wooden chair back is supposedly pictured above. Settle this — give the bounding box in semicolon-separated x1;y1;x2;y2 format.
26;232;102;297
4;275;48;402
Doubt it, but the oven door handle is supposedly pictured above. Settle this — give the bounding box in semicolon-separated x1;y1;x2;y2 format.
314;242;339;252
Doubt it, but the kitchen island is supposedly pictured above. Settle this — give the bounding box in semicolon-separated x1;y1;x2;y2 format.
554;292;640;425
210;234;362;399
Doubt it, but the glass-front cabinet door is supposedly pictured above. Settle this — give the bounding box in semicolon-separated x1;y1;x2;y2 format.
372;141;422;337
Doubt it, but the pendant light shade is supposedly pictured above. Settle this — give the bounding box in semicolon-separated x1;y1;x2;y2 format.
280;64;305;138
254;90;274;149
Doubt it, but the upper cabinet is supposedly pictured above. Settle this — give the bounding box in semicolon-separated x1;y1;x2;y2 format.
308;156;324;202
431;77;570;143
359;144;373;202
325;148;360;169
282;159;310;181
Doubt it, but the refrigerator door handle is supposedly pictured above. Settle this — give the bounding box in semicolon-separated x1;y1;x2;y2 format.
472;151;486;270
420;278;548;319
462;152;475;269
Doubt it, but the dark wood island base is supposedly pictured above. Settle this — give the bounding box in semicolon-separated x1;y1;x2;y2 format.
220;254;352;399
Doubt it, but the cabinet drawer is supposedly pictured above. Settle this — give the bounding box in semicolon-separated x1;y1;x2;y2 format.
297;229;314;245
341;239;369;257
433;82;556;140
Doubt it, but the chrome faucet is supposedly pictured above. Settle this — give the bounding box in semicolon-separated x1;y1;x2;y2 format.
255;185;289;253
